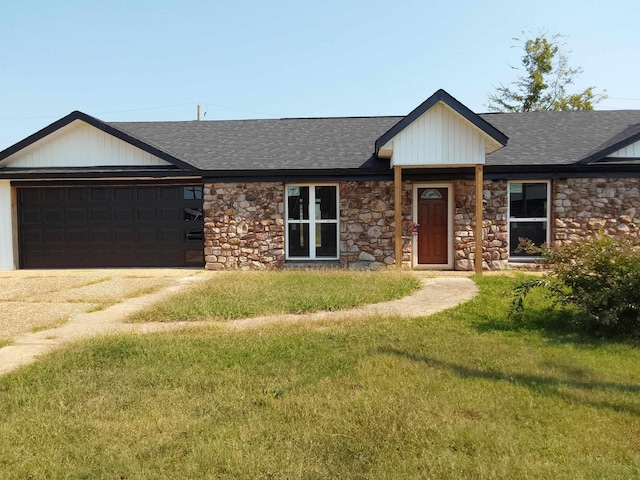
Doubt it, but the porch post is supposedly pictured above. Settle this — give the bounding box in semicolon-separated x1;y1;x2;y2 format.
394;165;403;268
474;164;484;274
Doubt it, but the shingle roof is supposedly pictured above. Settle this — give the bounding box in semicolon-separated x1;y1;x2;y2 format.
480;110;640;166
110;117;402;171
3;105;640;175
110;109;640;172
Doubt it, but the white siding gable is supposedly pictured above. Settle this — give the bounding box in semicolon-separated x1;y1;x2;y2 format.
384;102;487;167
609;139;640;158
2;120;171;168
0;181;14;270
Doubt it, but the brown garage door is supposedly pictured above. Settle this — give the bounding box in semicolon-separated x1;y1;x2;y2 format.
18;185;205;268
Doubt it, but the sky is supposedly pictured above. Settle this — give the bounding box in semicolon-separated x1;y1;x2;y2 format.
1;0;639;150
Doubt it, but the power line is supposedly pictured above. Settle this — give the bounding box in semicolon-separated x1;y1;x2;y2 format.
0;102;196;121
0;100;280;122
200;101;279;118
92;102;196;115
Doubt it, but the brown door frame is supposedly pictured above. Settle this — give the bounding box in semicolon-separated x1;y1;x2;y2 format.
412;183;453;269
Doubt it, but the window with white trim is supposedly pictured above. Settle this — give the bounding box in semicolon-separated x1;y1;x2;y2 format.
508;181;550;258
286;185;339;259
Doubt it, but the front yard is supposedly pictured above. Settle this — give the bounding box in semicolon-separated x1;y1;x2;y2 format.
0;274;638;479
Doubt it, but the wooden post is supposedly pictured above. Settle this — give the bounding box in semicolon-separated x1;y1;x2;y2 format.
474;164;484;274
394;165;403;268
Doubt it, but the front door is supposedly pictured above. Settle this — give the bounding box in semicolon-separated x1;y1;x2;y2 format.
417;187;448;265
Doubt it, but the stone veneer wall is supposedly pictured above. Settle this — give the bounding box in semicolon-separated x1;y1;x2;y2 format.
203;180;412;271
452;177;640;271
203;182;285;270
339;181;412;269
452;180;509;271
200;177;640;272
553;178;640;243
202;179;515;272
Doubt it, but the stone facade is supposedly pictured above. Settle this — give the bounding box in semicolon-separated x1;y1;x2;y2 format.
202;177;640;272
452;180;509;271
339;181;412;269
451;177;640;271
553;178;640;243
203;182;285;270
202;180;412;271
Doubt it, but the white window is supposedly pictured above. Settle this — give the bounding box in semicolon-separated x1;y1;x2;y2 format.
286;185;339;260
508;181;550;259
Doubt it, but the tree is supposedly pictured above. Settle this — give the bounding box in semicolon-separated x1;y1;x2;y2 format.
487;32;606;112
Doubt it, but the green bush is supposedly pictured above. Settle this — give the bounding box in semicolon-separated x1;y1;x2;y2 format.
512;235;640;339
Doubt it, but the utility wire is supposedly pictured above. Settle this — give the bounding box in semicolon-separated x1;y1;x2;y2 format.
0;101;280;121
200;101;279;118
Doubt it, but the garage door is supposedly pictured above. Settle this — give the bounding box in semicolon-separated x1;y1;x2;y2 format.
18;185;205;268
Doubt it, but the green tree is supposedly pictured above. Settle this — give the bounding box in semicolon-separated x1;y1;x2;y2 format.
487;32;606;112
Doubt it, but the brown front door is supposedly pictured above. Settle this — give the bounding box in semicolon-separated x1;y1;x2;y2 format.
417;187;448;265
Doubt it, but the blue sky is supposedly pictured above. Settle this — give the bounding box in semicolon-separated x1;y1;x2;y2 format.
1;0;638;150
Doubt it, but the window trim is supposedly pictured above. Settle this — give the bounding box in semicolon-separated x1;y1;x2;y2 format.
507;180;551;262
285;183;340;261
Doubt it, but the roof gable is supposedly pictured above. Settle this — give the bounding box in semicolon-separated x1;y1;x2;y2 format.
375;89;508;159
0;111;196;171
577;122;640;164
484;110;640;167
3;101;640;176
610;138;640;158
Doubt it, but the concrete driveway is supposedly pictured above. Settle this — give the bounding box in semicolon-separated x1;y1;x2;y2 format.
0;269;203;341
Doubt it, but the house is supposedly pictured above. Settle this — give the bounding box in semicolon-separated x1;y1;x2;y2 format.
1;89;639;272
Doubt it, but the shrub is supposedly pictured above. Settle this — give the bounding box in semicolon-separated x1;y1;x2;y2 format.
511;235;640;339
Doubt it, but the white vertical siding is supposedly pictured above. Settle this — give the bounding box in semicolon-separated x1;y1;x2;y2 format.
0;181;15;270
610;140;640;158
388;103;485;167
3;120;171;168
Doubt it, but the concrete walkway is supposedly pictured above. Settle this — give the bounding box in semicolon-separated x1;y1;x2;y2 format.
0;274;478;376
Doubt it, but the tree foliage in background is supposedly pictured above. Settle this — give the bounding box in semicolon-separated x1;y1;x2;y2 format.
511;235;640;339
488;32;606;112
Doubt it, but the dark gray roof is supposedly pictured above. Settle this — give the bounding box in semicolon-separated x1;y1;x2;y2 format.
481;110;640;166
110;117;402;171
3;106;640;176
111;109;640;172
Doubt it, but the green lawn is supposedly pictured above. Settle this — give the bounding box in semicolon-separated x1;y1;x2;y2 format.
130;270;421;322
0;275;638;479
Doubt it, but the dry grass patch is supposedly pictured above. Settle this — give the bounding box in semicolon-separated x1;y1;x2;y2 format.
0;274;176;339
0;302;95;340
28;277;170;304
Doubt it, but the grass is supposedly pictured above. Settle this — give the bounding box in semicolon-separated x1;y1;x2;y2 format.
85;285;166;313
30;316;70;333
85;301;116;313
0;338;11;348
80;276;111;287
129;270;422;322
0;275;638;479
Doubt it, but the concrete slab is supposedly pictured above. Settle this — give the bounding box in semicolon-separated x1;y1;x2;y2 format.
0;269;203;341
